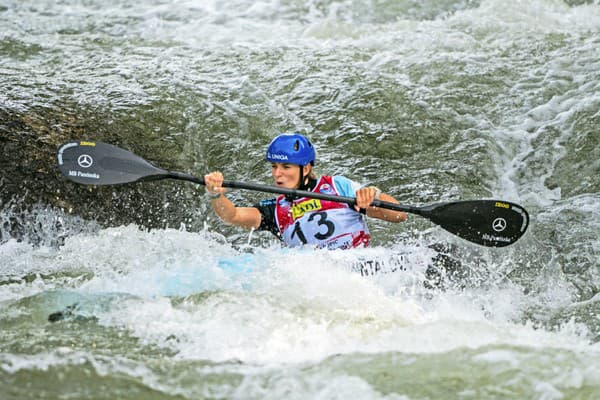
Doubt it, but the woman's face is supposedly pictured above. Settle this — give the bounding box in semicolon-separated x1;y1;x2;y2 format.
271;163;310;189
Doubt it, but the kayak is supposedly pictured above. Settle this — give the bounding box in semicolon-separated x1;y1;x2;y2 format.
345;242;465;289
47;243;464;322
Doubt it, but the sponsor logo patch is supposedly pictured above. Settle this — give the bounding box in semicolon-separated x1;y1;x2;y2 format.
319;183;333;194
77;154;93;168
291;199;322;219
482;233;511;243
68;170;100;179
495;201;509;209
492;218;507;232
268;152;288;161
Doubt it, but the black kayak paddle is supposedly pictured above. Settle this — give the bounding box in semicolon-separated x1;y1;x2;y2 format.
57;141;529;247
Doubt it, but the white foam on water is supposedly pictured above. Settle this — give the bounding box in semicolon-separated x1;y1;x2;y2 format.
88;242;430;364
232;371;410;400
0;239;72;302
5;224;585;366
447;0;600;34
1;222;597;367
0;348;182;397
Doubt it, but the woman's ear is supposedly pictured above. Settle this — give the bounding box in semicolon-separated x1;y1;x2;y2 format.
303;164;312;176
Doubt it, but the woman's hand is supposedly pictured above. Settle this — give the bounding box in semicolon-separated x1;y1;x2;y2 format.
354;186;380;211
355;186;407;222
204;171;227;196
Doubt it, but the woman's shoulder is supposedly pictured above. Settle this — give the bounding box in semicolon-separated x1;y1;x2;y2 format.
320;175;361;196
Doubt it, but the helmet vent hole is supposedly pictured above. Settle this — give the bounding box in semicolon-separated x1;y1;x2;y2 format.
294;140;299;151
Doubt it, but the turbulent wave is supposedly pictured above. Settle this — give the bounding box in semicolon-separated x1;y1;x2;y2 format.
1;0;599;399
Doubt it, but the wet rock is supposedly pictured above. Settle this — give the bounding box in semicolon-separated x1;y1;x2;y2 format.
0;105;206;244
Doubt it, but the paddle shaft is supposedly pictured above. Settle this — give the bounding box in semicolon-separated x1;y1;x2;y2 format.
166;171;421;214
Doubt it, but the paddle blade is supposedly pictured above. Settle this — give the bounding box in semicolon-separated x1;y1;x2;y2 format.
57;141;168;185
423;200;529;247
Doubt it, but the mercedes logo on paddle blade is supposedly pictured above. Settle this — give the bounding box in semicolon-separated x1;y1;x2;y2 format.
492;218;507;232
77;154;93;168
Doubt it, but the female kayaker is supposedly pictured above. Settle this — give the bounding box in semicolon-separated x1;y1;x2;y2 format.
204;133;406;249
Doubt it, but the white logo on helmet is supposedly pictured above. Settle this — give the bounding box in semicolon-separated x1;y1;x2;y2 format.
268;153;288;161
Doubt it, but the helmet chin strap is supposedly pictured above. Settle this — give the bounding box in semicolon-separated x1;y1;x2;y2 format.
286;165;312;202
298;165;305;189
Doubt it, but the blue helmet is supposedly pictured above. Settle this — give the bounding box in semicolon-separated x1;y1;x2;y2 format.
265;133;316;166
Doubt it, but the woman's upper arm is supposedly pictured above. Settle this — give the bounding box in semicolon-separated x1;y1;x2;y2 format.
231;207;262;229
